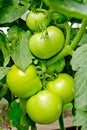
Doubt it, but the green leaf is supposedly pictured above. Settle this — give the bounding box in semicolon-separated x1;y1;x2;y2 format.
8;101;23;126
8;100;36;129
78;33;87;45
71;44;87;71
73;110;87;126
71;44;87;129
46;0;87;19
0;84;8;99
83;0;87;4
0;67;11;80
63;103;73;111
8;25;23;45
0;3;29;24
0;32;10;67
74;66;87;109
12;0;19;5
10;29;33;70
17;126;29;130
0;0;13;8
81;123;87;130
20;114;35;129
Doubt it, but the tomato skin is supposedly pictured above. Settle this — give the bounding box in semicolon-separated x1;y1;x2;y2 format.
26;11;49;31
46;73;74;104
26;90;63;124
6;64;42;98
29;26;65;59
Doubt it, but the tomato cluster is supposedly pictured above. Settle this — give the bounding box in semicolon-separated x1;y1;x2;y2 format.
6;9;74;125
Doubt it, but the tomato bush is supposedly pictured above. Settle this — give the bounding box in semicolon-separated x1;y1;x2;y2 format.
0;0;87;130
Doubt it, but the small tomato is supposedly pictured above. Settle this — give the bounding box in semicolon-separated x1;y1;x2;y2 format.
26;10;49;31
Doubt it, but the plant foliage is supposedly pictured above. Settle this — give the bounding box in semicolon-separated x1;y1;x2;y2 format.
0;0;87;130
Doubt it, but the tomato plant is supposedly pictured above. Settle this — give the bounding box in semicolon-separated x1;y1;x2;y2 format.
0;0;87;130
26;90;63;124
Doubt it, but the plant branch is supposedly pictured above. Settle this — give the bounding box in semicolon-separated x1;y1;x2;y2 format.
64;23;71;46
59;114;66;130
46;45;74;67
76;126;79;130
70;19;87;50
56;22;71;46
31;125;37;130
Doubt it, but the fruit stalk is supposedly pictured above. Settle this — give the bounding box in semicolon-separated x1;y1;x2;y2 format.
70;19;87;49
59;114;66;130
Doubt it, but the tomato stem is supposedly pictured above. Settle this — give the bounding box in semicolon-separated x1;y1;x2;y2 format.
56;22;71;46
31;125;37;130
59;114;66;130
40;60;46;73
76;126;79;130
40;0;44;9
46;45;74;67
70;19;87;49
64;23;71;46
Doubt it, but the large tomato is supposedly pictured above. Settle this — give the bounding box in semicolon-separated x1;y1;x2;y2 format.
26;10;49;31
26;90;63;124
6;64;42;98
29;26;65;59
46;73;74;104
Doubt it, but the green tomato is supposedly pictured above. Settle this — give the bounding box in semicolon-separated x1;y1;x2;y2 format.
29;26;65;59
26;90;63;124
46;73;74;104
46;58;65;74
26;10;49;31
6;64;42;98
